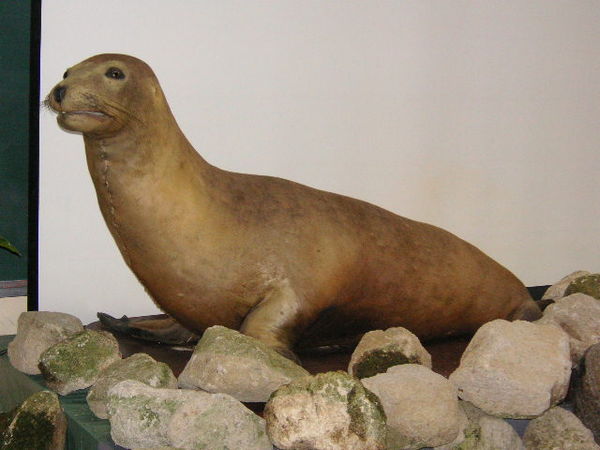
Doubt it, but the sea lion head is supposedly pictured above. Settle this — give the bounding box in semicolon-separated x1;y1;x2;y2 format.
46;54;167;138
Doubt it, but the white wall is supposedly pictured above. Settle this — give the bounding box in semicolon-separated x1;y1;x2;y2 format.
40;0;600;324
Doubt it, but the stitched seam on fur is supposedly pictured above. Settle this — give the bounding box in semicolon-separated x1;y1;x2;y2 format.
101;150;132;266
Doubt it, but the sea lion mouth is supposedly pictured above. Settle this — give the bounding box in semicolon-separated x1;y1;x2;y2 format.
60;110;110;119
55;108;115;134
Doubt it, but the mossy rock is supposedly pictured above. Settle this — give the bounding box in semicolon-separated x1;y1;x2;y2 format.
565;273;600;300
38;330;121;395
192;326;306;376
352;346;417;379
178;325;309;402
107;380;210;448
348;327;432;379
1;391;66;450
265;371;387;449
524;406;597;449
87;353;178;419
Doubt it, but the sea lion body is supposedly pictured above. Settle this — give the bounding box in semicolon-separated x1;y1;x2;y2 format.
48;54;540;355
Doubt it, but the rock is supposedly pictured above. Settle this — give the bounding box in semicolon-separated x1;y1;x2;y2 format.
573;343;600;444
543;271;591;302
87;353;178;419
435;401;524;450
38;330;122;395
448;319;571;418
565;273;600;300
347;327;431;379
0;390;67;450
167;393;271;450
130;447;183;450
433;406;470;450
131;448;181;450
537;293;600;365
107;380;203;448
264;371;386;450
107;380;269;450
475;416;524;450
361;364;460;449
178;325;309;402
7;311;84;375
0;410;14;440
523;406;599;449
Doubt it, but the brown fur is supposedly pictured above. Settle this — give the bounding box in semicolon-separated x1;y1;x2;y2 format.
48;54;541;356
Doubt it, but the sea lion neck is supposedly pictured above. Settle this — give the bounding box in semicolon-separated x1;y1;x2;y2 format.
82;110;200;167
82;106;217;222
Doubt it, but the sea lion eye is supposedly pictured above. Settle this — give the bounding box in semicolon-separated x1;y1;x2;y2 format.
63;71;69;79
105;67;125;80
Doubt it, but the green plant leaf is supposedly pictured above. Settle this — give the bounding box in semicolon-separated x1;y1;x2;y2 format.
0;236;21;256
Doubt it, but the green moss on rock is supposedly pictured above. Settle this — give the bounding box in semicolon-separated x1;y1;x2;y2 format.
87;353;177;419
352;346;416;379
1;391;65;450
347;383;386;440
0;408;16;439
39;330;118;379
266;371;386;448
565;274;600;300
38;330;121;394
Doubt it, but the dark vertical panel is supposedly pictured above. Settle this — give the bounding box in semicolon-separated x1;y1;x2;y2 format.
28;0;41;310
0;1;32;281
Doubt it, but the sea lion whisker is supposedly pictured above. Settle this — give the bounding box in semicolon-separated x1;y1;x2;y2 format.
99;98;146;126
41;97;54;112
77;93;142;125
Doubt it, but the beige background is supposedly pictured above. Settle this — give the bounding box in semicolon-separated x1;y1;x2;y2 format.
39;1;600;324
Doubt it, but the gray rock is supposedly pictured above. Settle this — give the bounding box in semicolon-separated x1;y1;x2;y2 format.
131;448;181;450
543;271;591;302
7;311;84;375
573;343;600;444
264;371;386;450
565;274;600;300
347;327;431;379
475;416;524;450
87;353;178;419
178;325;309;402
433;406;470;450
1;390;67;450
537;293;600;365
167;392;271;450
38;330;122;395
435;401;524;450
107;380;270;450
361;364;461;449
107;380;204;448
449;320;571;418
524;406;599;449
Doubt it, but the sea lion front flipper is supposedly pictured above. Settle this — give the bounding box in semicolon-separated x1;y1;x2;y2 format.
239;280;313;364
97;312;199;345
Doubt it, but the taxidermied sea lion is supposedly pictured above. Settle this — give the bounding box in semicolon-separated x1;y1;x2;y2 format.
47;54;541;359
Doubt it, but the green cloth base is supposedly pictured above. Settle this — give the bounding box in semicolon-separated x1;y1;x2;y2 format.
0;335;118;449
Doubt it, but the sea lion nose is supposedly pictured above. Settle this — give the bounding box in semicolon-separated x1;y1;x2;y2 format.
53;85;67;103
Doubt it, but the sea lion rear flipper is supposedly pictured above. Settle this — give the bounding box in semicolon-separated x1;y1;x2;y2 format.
97;312;199;345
